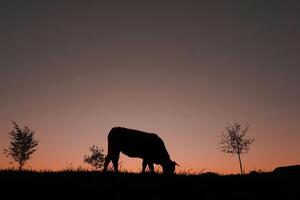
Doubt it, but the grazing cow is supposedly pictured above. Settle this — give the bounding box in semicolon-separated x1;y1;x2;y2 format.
103;127;178;174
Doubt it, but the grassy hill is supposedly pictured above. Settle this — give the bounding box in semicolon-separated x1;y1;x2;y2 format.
1;170;299;200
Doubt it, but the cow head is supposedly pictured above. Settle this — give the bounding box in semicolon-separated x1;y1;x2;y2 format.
162;160;179;174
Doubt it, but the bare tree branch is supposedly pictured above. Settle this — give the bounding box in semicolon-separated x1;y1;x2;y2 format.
219;122;255;174
83;145;105;170
3;121;39;170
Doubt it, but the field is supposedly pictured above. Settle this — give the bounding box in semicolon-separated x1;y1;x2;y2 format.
1;170;299;200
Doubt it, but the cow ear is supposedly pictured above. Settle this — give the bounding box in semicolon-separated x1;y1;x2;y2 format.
174;161;180;167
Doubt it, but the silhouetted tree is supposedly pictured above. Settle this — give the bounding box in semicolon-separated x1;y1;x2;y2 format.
3;121;39;170
219;122;255;174
83;145;105;170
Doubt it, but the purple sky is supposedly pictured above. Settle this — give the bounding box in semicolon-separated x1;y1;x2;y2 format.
0;1;299;173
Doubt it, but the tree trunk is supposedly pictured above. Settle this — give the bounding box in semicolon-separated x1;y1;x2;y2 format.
238;153;243;174
19;162;24;171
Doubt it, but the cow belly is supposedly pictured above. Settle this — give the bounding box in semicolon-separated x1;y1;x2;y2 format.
121;150;143;158
120;144;152;159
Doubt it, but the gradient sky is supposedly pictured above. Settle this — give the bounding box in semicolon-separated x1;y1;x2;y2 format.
1;0;299;173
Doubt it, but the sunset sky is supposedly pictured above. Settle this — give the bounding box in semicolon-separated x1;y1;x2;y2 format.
1;1;299;174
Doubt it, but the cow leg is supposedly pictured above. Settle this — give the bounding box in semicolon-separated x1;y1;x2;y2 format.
111;152;120;172
103;154;111;172
103;142;119;172
142;159;147;173
148;162;154;173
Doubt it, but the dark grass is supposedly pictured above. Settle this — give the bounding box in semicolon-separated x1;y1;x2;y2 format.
0;170;299;200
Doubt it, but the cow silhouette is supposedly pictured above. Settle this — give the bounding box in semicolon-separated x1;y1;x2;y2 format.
103;127;178;174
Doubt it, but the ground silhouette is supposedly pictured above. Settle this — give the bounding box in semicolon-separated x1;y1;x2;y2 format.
0;169;299;200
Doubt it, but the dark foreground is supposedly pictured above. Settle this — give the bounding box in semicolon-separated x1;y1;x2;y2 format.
0;170;299;200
